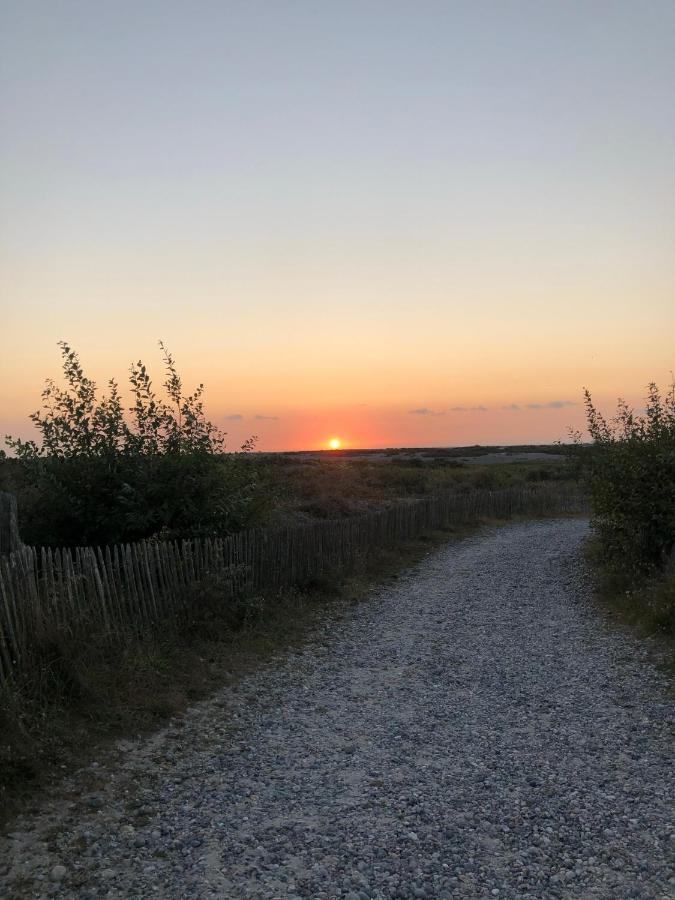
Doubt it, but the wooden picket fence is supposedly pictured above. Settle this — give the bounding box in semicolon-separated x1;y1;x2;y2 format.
0;492;21;557
0;484;585;684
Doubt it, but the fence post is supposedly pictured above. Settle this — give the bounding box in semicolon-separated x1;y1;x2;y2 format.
0;492;22;556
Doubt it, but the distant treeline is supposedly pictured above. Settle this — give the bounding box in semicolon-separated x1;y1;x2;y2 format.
270;444;565;460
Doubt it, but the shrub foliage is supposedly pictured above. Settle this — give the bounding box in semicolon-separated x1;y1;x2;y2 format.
572;381;675;579
3;342;264;546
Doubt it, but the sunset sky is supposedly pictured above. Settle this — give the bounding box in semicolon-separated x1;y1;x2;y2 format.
1;1;674;451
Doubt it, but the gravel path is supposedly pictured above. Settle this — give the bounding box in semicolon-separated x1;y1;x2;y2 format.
1;519;673;899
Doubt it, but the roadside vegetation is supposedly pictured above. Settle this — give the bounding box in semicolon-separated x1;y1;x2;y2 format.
572;381;675;641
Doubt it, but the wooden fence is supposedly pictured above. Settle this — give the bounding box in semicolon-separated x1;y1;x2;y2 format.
0;485;585;684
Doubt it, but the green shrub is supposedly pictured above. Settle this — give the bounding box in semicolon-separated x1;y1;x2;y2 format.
3;342;267;546
572;381;675;579
525;466;552;482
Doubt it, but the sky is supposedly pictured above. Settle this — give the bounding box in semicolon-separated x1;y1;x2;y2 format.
1;0;674;451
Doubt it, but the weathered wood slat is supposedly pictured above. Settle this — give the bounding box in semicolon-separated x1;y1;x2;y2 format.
0;492;22;556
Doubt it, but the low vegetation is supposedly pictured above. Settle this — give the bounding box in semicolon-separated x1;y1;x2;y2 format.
0;341;583;820
263;448;571;523
572;381;675;639
0;342;575;543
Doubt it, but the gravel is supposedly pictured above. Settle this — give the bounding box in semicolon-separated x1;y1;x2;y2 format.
1;518;673;899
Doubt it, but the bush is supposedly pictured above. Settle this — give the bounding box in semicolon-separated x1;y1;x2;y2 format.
525;466;551;482
3;342;267;546
572;381;675;580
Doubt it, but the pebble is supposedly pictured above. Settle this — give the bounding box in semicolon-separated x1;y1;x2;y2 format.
50;865;67;882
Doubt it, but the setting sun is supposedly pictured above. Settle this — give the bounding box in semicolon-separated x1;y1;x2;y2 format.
328;438;341;450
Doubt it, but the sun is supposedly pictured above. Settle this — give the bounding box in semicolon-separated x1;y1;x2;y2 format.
328;437;341;450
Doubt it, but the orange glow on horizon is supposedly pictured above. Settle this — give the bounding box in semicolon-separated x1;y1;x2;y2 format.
2;5;674;458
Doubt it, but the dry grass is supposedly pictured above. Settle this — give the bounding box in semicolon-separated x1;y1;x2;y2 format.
266;454;573;523
584;538;675;673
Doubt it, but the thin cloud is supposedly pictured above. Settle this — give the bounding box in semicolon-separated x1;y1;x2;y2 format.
526;400;578;410
223;413;243;420
502;404;521;411
409;407;444;416
254;414;278;421
449;405;488;412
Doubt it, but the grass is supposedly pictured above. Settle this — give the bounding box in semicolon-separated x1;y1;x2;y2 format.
0;520;480;826
584;537;675;671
